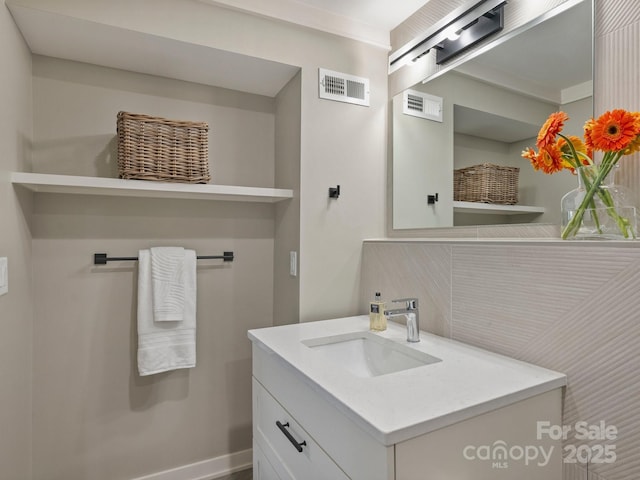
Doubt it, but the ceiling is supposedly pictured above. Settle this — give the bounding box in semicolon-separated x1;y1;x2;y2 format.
289;0;431;31
204;0;432;48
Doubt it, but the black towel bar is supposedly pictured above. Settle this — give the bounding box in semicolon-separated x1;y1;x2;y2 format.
94;252;234;265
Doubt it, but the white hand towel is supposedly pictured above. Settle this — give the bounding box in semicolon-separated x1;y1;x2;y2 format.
137;249;197;376
150;246;186;322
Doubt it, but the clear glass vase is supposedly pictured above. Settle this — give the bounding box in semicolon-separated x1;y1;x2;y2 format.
561;165;637;240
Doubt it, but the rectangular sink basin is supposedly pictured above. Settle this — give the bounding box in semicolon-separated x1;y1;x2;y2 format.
302;331;441;378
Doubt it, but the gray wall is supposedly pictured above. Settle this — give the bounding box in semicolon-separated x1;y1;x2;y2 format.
30;55;278;479
10;0;389;325
274;72;302;327
3;0;387;478
0;5;33;480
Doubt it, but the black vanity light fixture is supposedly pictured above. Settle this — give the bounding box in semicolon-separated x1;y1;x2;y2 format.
388;0;507;72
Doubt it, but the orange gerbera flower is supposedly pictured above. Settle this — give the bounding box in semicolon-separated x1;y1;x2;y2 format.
583;118;596;151
624;134;640;155
623;111;640;154
557;135;592;171
536;111;569;149
540;144;565;174
521;147;539;170
522;143;564;174
589;109;640;151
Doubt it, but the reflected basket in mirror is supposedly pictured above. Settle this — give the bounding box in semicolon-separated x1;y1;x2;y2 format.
454;163;519;204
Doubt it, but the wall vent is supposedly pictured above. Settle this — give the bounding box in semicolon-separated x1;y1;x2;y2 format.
319;68;370;107
402;90;443;122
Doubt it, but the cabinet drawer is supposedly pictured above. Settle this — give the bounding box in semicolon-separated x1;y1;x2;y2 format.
253;440;282;480
253;379;349;480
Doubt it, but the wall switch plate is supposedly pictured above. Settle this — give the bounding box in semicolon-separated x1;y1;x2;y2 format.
289;251;297;277
0;257;7;296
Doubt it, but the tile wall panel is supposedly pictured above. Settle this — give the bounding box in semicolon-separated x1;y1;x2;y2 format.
361;241;640;480
475;223;561;238
360;242;452;337
595;16;640;211
601;24;640;88
595;0;640;36
451;245;638;357
590;7;640;476
563;464;584;480
564;464;607;480
389;223;561;239
453;244;640;479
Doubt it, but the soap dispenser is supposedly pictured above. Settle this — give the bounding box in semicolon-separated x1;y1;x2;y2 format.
369;292;387;331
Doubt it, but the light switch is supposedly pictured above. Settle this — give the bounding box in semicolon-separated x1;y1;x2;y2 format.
0;257;7;296
289;251;297;277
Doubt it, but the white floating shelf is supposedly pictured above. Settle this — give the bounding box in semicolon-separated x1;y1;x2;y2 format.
11;172;294;203
453;201;545;215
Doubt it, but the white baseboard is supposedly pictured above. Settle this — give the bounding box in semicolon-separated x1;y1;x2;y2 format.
130;449;253;480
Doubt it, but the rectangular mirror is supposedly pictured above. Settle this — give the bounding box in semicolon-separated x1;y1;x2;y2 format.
392;0;593;230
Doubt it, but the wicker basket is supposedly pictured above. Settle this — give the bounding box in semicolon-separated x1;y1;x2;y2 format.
117;111;210;183
454;163;519;204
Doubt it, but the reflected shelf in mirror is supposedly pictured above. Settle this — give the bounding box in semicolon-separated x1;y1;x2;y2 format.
453;201;545;215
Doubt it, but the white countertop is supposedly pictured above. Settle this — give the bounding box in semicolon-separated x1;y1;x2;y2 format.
248;315;567;445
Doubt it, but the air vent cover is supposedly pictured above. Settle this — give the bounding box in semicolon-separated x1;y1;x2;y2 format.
319;68;370;107
402;90;443;122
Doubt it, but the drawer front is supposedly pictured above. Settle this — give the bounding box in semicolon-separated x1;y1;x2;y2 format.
253;379;349;480
253;440;282;480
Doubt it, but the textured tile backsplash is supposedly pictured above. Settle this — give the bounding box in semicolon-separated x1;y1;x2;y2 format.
361;242;452;337
361;240;640;480
596;0;640;213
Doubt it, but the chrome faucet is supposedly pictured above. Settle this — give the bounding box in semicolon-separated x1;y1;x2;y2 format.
384;298;420;342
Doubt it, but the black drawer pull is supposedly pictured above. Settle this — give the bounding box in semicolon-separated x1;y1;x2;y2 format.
276;420;307;452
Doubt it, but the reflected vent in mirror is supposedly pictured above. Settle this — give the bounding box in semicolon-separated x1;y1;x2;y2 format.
402;90;443;122
319;68;370;107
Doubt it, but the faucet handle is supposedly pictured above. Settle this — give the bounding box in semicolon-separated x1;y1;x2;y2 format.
391;298;418;309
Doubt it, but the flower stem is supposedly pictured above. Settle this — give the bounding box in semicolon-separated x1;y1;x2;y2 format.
561;156;634;239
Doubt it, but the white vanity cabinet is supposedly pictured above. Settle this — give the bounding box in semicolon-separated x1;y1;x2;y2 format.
252;344;563;480
252;344;394;480
250;316;566;480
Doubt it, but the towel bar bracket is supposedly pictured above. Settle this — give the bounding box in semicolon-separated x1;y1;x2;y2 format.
94;251;234;265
